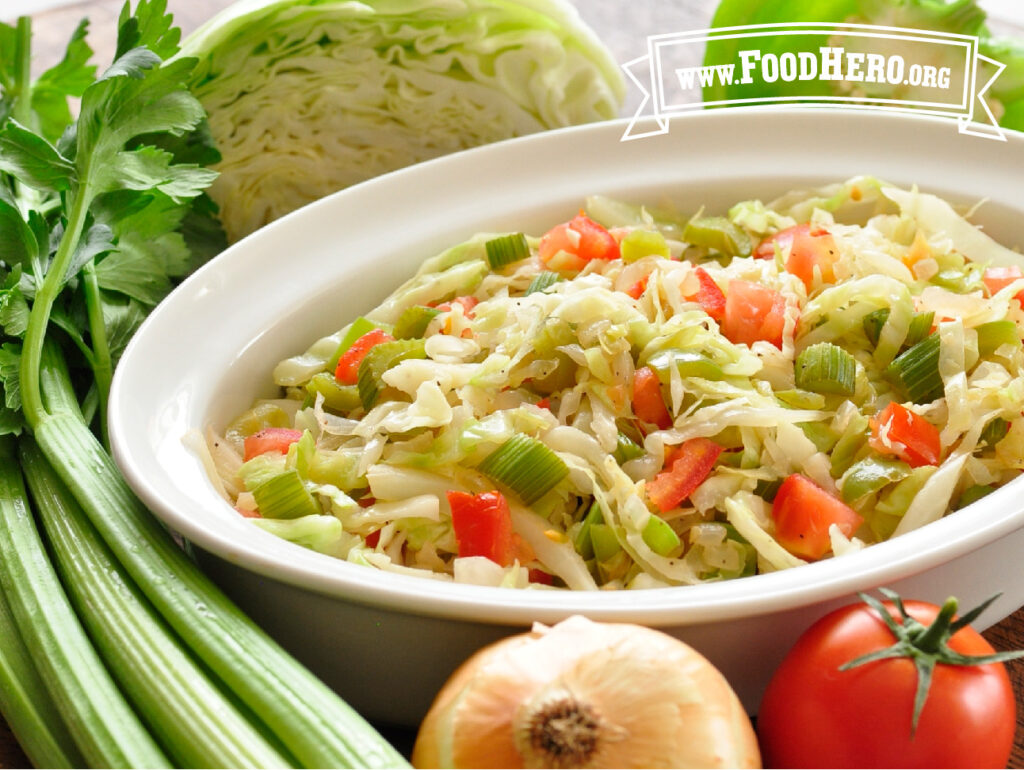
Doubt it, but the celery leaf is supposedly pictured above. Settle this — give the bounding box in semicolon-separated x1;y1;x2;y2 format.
0;120;75;192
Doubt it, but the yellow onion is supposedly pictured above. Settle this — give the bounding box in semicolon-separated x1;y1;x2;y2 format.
412;615;760;769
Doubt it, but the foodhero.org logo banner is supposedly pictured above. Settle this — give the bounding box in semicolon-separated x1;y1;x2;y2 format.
622;22;1006;141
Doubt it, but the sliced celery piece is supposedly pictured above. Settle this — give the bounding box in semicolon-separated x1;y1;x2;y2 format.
225;402;291;444
530;354;577;395
830;413;870;478
613;431;645;465
776;389;827;409
754;477;782;502
795;342;856;396
477;433;569;505
980;417;1010;447
798;421;838;453
646;349;724;382
356;338;427;409
976;320;1022;357
305;373;361;413
251;469;321;519
642;515;680;556
885;333;943;404
841;457;911;503
862;308;890;348
931;267;983;294
573;501;604;560
621;229;670;263
526;271;562;295
597;549;632;584
682;215;752;257
904;311;935;348
956;484;996;509
484;233;530;269
393;306;441;340
531;318;575;356
867;310;934;353
708;523;757;580
589;523;621;563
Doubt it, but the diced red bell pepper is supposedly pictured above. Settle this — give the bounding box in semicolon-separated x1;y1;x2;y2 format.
364;530;381;548
447;490;517;567
539;213;620;272
632;365;672;430
625;275;649;299
645;437;723;512
983;265;1024;304
868;401;942;467
242;427;303;461
688;266;726;321
772;473;864;561
755;224;839;291
434;295;479;317
527;568;554;585
722;279;787;349
334;328;394;384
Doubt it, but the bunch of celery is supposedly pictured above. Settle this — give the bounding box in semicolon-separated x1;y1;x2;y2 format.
0;2;407;766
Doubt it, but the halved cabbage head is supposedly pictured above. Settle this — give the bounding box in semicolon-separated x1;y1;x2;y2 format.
181;0;625;241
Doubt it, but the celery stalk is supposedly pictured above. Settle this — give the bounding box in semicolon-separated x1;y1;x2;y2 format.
19;438;291;769
0;566;84;769
0;436;169;768
34;342;407;769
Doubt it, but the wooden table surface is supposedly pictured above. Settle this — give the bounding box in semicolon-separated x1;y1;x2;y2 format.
5;0;1024;767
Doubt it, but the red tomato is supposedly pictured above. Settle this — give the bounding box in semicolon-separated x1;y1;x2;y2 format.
242;427;303;462
687;266;726;321
722;279;787;349
447;490;516;567
539;214;619;272
646;437;724;512
758;597;1018;769
632;365;672;430
771;474;863;561
755;224;839;291
869;402;942;467
334;328;394;384
983;265;1024;303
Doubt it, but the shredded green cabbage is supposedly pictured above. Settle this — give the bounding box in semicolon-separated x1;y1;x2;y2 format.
203;177;1024;589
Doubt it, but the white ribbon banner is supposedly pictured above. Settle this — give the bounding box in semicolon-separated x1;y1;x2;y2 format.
622;22;1006;142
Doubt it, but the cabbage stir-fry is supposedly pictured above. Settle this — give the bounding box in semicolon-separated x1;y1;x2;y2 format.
201;177;1024;590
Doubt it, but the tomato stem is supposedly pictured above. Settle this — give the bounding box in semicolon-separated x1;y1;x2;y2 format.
912;597;959;654
840;588;1024;735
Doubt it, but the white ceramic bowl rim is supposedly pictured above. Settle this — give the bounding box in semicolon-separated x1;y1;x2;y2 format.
109;106;1024;628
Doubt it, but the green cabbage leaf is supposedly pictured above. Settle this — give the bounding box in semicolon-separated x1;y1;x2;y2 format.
180;0;624;241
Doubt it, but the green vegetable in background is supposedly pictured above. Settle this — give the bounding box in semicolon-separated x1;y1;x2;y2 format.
0;2;407;766
703;0;1024;132
179;0;626;242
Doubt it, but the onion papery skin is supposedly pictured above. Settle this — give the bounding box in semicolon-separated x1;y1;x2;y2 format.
412;615;761;769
